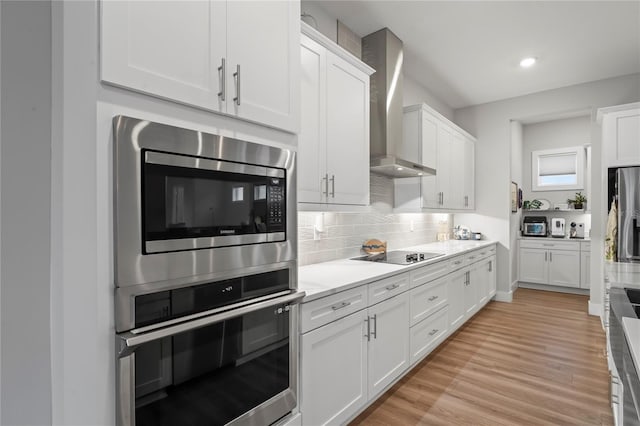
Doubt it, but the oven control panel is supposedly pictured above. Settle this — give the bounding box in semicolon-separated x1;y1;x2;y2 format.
267;177;286;231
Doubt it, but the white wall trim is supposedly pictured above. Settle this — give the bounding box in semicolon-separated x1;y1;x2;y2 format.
494;290;513;302
588;300;602;317
518;282;590;296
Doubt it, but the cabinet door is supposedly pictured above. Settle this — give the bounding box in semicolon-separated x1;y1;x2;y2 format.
519;248;548;284
488;256;497;298
101;0;226;112
325;51;370;206
472;260;489;308
581;251;591;289
226;1;299;132
300;310;368;426
421;123;451;208
463;136;475;209
548;249;580;288
447;270;466;330
368;292;410;398
464;271;478;316
448;133;466;209
298;35;327;204
606;108;640;167
436;125;452;207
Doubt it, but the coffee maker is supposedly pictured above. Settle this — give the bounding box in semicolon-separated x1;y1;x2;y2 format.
551;218;565;238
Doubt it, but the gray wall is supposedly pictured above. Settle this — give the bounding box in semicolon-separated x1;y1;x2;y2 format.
510;121;523;287
1;1;53;424
522;115;591;207
454;73;640;307
301;0;454;120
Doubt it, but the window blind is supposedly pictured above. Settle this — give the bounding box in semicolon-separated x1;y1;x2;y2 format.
538;153;576;176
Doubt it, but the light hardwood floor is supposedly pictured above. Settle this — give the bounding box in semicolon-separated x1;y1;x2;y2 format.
350;288;613;426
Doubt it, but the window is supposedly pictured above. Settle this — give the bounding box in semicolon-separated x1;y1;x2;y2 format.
532;146;585;191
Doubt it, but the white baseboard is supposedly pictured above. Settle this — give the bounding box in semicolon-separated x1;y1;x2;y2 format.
518;282;589;296
511;280;519;292
494;290;513;302
588;301;602;317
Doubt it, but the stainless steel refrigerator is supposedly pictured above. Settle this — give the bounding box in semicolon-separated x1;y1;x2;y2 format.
617;167;640;263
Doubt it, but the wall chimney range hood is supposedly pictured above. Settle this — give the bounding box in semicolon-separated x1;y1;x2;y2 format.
362;28;436;178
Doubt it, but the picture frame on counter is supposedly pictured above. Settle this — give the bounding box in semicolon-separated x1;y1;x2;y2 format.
511;181;518;213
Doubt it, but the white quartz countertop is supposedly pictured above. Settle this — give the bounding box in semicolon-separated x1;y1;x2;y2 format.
622;317;640;373
298;240;497;302
606;261;640;288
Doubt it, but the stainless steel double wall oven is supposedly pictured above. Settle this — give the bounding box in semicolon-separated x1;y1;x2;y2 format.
113;116;301;426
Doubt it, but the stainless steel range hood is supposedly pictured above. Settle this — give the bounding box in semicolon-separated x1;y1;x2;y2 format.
362;28;436;178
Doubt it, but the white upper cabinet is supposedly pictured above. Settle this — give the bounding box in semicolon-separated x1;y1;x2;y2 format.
395;104;476;211
598;102;640;167
299;24;374;208
100;0;299;133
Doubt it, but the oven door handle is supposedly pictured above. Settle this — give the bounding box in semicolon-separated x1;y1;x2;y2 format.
118;291;305;355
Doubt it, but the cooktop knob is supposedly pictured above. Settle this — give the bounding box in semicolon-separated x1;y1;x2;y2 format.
419;253;425;260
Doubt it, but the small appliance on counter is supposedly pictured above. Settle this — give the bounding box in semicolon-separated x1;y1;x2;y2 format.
453;225;471;240
551;217;566;238
522;216;547;237
569;222;586;239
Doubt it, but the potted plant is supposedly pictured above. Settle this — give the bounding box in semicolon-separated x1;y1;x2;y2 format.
568;192;587;210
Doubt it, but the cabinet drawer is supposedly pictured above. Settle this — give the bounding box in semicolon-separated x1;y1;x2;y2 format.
409;306;448;365
410;260;449;289
409;276;448;326
474;244;497;261
368;273;410;305
519;239;579;251
464;250;483;265
301;285;368;333
449;255;465;271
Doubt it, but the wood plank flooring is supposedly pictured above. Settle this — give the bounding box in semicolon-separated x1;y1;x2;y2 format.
350;288;613;426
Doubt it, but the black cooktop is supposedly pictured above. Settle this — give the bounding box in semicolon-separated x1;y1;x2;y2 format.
351;250;444;265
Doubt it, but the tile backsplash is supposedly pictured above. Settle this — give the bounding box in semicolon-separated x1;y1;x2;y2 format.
297;175;452;266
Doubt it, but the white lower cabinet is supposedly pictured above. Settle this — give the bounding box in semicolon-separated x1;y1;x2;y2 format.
367;292;411;397
299;245;497;425
518;240;581;288
300;292;409;425
300;310;368;426
409;306;448;364
447;269;466;330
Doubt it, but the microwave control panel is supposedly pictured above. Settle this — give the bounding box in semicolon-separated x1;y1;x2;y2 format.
267;177;286;232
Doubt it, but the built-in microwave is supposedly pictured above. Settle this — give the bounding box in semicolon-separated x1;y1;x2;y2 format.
113;115;297;291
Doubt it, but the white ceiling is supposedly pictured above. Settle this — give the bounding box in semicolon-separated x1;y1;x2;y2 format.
307;1;640;109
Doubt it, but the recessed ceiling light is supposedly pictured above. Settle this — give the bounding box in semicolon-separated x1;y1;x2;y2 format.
418;172;423;176
520;57;537;68
396;167;403;171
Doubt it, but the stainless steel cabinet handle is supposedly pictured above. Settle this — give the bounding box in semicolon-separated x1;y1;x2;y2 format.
549;252;553;262
545;252;547;262
365;317;371;341
331;301;351;311
385;283;400;291
322;174;329;196
118;291;304;353
330;174;335;197
372;314;377;339
233;64;241;105
488;261;492;272
468;256;476;260
428;329;439;336
428;295;439;302
454;260;462;265
217;58;226;101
